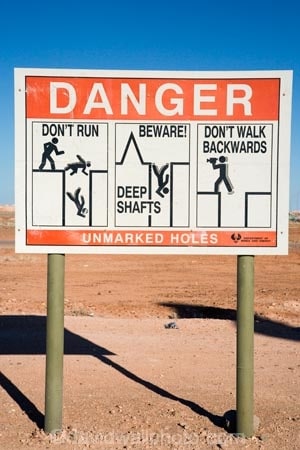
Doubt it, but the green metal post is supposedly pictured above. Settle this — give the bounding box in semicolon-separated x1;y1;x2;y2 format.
44;254;65;434
236;255;254;437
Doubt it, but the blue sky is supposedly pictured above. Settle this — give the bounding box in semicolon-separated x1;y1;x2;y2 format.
0;0;299;209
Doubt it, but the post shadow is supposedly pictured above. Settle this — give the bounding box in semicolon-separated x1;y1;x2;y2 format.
91;344;224;427
0;371;44;429
0;315;224;429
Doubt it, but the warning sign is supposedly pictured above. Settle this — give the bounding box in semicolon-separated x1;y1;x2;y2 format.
15;69;292;254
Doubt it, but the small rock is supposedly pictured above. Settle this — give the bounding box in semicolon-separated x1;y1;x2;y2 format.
253;415;260;432
223;410;260;434
164;322;178;329
258;434;268;441
223;410;236;433
233;432;246;438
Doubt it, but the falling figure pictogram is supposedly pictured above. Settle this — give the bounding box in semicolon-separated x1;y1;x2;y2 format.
67;187;88;218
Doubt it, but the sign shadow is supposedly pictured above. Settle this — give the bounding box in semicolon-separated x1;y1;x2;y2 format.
159;303;300;341
0;315;224;430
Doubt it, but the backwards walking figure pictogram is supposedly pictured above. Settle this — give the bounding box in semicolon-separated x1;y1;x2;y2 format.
207;156;234;194
39;137;65;170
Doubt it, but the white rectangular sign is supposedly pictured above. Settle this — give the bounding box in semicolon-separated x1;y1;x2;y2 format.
15;69;292;254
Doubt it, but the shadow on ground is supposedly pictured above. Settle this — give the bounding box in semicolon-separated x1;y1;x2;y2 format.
160;302;300;341
0;315;224;431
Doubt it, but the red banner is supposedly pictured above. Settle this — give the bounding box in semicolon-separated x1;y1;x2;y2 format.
25;77;280;121
27;229;277;247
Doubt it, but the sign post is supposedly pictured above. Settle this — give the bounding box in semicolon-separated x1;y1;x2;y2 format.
44;254;65;433
236;255;254;437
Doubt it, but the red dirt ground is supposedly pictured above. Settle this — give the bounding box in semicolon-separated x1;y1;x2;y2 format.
0;208;299;449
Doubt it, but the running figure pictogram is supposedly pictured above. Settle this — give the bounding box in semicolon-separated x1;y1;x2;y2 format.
152;163;170;198
65;155;91;176
207;156;234;194
39;137;64;170
67;187;88;218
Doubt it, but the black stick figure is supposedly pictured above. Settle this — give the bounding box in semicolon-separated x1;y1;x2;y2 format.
67;187;88;218
207;156;234;194
39;137;64;170
65;155;91;176
152;163;170;198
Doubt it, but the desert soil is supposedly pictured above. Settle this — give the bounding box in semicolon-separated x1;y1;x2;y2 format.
0;207;299;449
